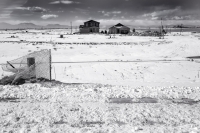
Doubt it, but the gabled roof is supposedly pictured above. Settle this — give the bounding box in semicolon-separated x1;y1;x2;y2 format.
84;20;100;23
109;23;130;29
115;23;124;27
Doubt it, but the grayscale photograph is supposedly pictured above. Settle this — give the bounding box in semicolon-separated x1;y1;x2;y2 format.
0;0;200;132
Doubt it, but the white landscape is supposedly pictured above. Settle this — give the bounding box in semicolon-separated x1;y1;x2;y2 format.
0;29;200;132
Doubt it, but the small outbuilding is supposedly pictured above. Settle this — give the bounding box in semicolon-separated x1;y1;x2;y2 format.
109;23;130;34
79;20;100;34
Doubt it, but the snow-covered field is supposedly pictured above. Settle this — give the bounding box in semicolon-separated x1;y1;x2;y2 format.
0;29;200;132
0;29;200;86
1;83;200;132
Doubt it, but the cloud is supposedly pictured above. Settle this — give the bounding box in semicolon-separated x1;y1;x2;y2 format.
0;0;27;20
2;0;200;26
99;11;122;17
171;15;192;20
0;13;11;19
143;6;181;20
49;0;80;4
16;6;47;12
41;14;58;19
112;11;122;14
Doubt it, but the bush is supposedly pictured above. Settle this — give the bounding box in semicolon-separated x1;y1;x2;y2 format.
0;75;15;85
0;74;52;85
0;75;27;85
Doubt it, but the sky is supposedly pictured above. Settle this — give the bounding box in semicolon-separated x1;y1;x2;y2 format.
0;0;200;27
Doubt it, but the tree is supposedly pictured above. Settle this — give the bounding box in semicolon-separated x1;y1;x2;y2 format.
162;29;167;34
105;30;107;34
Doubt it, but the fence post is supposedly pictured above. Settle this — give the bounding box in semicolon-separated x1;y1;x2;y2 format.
49;49;52;81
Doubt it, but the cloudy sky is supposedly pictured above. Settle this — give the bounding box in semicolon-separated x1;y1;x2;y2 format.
0;0;200;27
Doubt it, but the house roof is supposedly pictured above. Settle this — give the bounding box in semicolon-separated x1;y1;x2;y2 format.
84;20;100;23
109;23;130;29
115;23;124;27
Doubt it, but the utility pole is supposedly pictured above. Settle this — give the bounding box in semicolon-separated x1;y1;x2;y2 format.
180;24;183;35
70;21;72;34
161;18;164;39
159;18;162;39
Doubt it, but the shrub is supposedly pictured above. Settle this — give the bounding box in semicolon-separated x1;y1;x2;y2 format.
0;75;15;85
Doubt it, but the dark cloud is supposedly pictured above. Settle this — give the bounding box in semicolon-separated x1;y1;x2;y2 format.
1;0;200;25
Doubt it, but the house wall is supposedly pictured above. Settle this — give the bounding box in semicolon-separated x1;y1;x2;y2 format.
80;20;100;34
120;27;130;34
80;28;90;33
109;27;130;34
109;27;117;34
84;22;99;27
80;27;99;34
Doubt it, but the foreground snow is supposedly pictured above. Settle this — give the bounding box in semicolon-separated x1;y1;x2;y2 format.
0;83;200;132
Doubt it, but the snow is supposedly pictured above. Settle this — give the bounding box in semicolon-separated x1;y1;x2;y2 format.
1;30;200;86
0;29;200;132
0;83;200;132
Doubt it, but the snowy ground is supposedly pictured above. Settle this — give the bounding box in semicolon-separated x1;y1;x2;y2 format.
0;29;200;132
1;83;200;132
0;30;200;86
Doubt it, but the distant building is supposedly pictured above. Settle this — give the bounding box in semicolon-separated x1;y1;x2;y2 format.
109;23;130;34
79;20;100;34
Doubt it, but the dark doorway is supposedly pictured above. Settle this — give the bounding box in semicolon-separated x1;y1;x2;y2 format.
117;29;120;34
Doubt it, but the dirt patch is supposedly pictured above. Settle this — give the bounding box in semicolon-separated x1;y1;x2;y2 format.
81;121;105;127
0;98;21;103
108;98;133;103
172;98;199;105
108;97;158;104
54;121;68;125
137;97;158;103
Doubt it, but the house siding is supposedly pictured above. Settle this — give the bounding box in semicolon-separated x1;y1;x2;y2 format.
109;24;130;34
80;20;100;34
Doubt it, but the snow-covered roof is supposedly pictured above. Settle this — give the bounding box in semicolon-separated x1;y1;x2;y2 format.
109;23;130;29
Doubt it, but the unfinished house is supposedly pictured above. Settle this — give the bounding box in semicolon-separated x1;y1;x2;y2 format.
79;20;100;34
109;23;130;34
